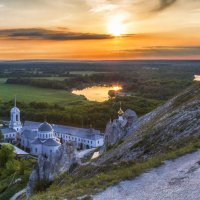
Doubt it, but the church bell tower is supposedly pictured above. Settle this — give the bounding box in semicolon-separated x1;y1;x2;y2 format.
9;96;22;132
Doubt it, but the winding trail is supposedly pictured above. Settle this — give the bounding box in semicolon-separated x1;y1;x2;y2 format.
94;150;200;200
10;188;26;200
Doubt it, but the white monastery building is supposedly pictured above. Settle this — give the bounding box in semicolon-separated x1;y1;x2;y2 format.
1;98;104;157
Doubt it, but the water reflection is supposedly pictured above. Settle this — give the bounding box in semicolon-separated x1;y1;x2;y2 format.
72;85;122;102
194;75;200;81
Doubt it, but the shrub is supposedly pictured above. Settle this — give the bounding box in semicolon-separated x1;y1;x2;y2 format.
5;160;20;175
33;179;52;193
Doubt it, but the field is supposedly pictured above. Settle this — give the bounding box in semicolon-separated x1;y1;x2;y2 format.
30;71;104;80
31;77;68;80
0;79;86;105
69;71;106;75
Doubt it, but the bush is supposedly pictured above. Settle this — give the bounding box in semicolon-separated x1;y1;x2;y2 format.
33;180;52;193
0;144;15;168
5;160;20;175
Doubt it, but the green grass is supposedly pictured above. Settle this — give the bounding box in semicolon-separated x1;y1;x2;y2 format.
31;77;69;80
0;78;86;106
69;71;106;75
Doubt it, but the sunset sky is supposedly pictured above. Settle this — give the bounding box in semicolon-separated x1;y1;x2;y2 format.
0;0;200;60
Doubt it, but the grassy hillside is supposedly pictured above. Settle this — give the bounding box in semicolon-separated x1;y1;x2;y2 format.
29;82;200;200
0;159;35;200
0;143;36;200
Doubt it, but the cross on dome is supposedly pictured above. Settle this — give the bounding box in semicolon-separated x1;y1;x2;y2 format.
118;101;124;116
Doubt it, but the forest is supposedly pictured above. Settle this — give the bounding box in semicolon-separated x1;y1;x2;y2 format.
0;60;199;130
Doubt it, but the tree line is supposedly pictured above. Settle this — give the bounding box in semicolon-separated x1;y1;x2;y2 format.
0;97;161;131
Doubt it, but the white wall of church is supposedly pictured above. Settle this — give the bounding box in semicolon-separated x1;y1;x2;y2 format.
3;132;16;141
95;138;104;147
21;138;33;148
31;144;42;156
38;131;54;139
55;132;104;148
42;145;60;157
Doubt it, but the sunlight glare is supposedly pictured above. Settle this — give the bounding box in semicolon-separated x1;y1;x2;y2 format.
112;85;122;91
107;16;126;36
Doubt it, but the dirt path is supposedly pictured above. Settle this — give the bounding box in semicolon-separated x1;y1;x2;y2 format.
94;150;200;200
10;188;26;200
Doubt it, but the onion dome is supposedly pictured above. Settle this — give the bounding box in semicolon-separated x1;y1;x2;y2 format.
118;107;124;116
118;102;124;116
11;106;20;113
123;109;137;118
38;122;53;132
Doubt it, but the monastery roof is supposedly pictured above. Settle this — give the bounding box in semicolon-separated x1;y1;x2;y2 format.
21;129;37;140
43;138;60;146
0;143;29;155
31;138;43;145
1;128;16;134
23;121;103;141
24;121;40;129
53;125;103;140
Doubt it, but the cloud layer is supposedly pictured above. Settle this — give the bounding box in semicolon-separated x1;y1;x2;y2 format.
154;0;177;11
0;28;113;40
122;46;200;57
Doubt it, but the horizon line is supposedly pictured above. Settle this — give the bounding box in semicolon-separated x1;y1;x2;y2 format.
0;59;200;63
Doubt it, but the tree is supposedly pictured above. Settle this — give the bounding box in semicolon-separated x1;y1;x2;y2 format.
0;131;3;142
60;136;64;144
0;144;15;168
108;90;116;99
6;160;20;174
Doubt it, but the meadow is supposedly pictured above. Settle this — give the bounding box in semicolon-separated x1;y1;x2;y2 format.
0;78;86;106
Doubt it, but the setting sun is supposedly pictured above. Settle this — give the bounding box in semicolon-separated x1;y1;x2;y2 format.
112;85;122;91
107;16;125;36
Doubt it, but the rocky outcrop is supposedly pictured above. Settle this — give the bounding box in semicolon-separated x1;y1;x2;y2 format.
97;83;200;164
103;109;138;150
27;142;78;196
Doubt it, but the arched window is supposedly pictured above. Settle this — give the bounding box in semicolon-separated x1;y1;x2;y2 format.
16;114;19;121
35;148;37;153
